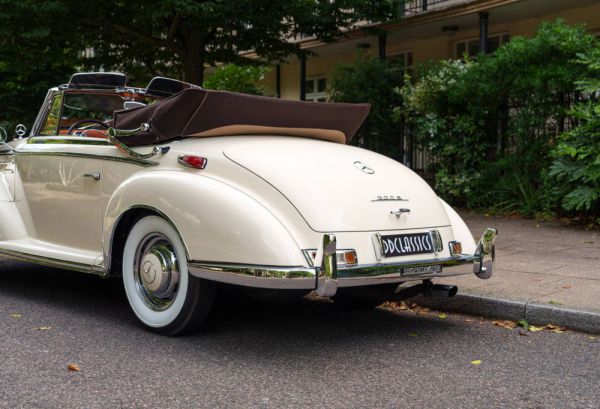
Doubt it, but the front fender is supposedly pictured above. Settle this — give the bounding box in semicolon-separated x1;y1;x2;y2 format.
103;170;306;269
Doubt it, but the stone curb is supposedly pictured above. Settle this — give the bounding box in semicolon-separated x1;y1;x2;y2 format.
410;294;600;334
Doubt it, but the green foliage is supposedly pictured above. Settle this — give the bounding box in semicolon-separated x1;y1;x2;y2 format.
397;20;597;217
330;55;405;159
0;0;403;129
549;49;600;215
0;1;81;133
204;65;270;95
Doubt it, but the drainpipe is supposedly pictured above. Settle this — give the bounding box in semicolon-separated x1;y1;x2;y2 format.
479;12;489;55
299;56;306;101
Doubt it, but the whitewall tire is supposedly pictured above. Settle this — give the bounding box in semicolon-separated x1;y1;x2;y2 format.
122;215;215;335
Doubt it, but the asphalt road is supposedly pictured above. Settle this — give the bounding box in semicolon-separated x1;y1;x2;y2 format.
1;259;599;409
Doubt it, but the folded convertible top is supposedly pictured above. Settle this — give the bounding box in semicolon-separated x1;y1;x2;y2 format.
113;88;371;146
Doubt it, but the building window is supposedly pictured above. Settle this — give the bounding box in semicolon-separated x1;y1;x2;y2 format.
388;51;414;73
454;33;510;58
305;77;327;102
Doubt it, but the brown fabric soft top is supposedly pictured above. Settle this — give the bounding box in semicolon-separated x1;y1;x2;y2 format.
113;88;371;146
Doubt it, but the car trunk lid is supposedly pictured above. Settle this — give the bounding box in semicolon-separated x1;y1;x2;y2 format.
224;138;450;232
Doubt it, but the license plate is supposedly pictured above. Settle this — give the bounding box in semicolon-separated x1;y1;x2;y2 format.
402;264;442;276
380;232;436;258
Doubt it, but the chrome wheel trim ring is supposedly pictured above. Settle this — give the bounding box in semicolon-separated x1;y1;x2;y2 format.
133;233;180;311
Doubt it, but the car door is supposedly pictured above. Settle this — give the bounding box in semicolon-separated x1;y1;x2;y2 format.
14;91;108;253
15;137;106;253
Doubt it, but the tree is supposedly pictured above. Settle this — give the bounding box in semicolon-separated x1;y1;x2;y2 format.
73;0;403;85
204;64;270;95
0;1;82;132
0;0;403;128
329;56;404;159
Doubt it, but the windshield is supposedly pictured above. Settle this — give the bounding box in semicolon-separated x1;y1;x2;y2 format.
58;92;125;133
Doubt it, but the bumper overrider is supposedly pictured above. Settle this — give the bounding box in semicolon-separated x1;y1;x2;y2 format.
188;228;497;297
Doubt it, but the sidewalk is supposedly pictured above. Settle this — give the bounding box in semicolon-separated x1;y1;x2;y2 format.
417;210;600;332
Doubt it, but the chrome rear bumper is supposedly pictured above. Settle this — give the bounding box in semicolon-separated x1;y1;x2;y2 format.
188;228;497;297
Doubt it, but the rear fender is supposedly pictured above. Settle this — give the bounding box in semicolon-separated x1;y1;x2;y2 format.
439;198;477;254
103;171;305;271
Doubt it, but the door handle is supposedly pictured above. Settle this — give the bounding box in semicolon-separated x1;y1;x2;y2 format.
83;172;101;181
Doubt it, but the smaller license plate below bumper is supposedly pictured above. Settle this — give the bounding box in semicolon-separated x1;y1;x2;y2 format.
402;264;442;276
381;232;436;257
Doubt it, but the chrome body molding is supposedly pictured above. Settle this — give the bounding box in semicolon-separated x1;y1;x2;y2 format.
188;227;497;295
187;262;316;290
0;248;107;276
27;137;112;146
14;151;158;167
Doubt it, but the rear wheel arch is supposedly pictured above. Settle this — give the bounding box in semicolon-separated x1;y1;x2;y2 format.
107;206;190;276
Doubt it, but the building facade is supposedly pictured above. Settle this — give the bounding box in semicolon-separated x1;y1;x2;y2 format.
248;0;600;175
257;0;600;101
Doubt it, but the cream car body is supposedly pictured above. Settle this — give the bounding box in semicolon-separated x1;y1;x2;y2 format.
0;74;497;334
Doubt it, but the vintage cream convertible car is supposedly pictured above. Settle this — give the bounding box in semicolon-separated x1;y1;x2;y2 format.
0;72;497;335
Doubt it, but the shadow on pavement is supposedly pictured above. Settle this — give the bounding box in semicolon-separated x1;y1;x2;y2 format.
0;259;458;357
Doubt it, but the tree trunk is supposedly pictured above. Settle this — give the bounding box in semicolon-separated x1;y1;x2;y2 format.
182;29;205;85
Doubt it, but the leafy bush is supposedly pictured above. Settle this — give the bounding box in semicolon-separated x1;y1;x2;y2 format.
397;20;597;216
549;48;600;216
204;64;270;95
329;55;405;160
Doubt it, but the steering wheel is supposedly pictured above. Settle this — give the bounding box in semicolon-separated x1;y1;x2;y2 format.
67;119;110;135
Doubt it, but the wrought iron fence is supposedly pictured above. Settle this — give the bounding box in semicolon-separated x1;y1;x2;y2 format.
403;0;455;15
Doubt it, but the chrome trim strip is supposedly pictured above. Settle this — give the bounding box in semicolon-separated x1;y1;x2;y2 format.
188;262;316;290
27;137;112;146
15;151;158;167
337;254;478;278
0;248;107;276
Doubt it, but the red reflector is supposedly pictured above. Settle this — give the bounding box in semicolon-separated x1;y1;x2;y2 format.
178;155;207;169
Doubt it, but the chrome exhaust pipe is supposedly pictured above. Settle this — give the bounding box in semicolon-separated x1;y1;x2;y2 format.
429;284;458;298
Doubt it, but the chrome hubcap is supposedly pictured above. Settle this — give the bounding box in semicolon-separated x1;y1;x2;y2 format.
133;233;180;311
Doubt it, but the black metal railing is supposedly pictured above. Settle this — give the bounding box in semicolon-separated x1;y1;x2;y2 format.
403;0;454;15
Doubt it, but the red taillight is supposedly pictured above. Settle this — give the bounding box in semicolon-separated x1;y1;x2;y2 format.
178;155;207;169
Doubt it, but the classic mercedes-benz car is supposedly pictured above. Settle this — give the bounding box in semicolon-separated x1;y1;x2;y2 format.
0;72;496;335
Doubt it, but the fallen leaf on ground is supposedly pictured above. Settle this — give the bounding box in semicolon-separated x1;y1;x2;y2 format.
562;285;572;289
408;332;418;337
493;320;517;329
587;336;596;341
380;301;409;311
548;300;563;306
438;313;447;320
67;364;80;372
33;326;51;331
465;319;475;322
546;324;566;333
470;360;482;365
9;313;21;318
517;319;529;331
394;301;409;310
528;325;544;332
